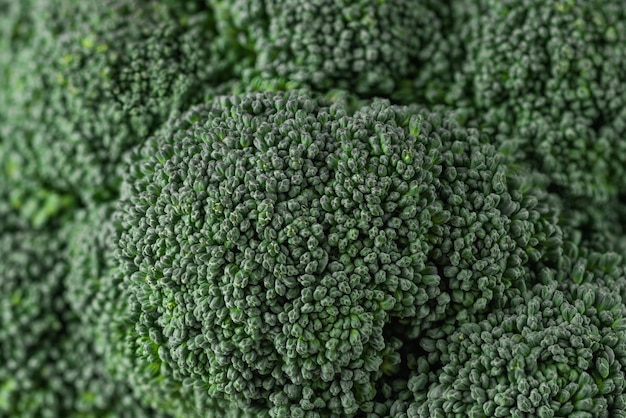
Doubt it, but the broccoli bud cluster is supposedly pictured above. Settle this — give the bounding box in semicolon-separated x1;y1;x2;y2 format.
3;0;229;202
4;1;626;417
0;206;163;417
212;0;449;97
449;0;626;202
110;91;561;416
414;277;626;418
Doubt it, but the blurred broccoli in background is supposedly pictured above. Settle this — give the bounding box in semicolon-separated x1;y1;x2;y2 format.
211;0;452;99
2;0;232;203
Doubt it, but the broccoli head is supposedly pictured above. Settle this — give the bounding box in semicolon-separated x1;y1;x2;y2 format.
67;202;249;417
0;155;169;416
403;239;626;418
0;212;165;417
110;90;562;416
3;0;231;202
0;226;66;417
552;194;626;257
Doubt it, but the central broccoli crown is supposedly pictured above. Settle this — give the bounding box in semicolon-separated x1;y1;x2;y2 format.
114;91;560;417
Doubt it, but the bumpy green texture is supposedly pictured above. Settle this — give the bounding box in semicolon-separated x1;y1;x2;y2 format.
554;195;626;257
211;0;449;97
0;1;33;69
0;225;65;418
0;175;64;415
0;215;163;417
66;205;118;328
5;1;626;416
56;325;171;418
449;0;626;202
394;243;626;418
67;203;248;418
0;147;75;229
112;91;561;416
413;278;626;418
548;240;626;305
0;1;31;71
3;0;229;202
0;162;167;417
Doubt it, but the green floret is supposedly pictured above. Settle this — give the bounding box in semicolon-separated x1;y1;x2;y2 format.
0;177;67;412
413;279;626;418
0;0;35;65
0;168;168;417
449;0;626;202
544;240;626;305
3;0;231;203
113;90;560;416
0;147;75;229
0;1;32;63
211;0;449;97
39;321;174;418
552;194;626;257
0;217;166;417
0;226;66;417
67;202;248;417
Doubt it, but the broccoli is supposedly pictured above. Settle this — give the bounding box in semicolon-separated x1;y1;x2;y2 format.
0;2;28;66
0;133;164;417
408;239;626;418
2;0;231;203
0;147;75;229
0;202;164;417
4;1;626;417
414;279;626;418
435;0;626;261
555;197;626;257
66;205;118;332
66;202;251;418
211;0;450;98
0;200;63;417
106;90;562;416
447;0;626;203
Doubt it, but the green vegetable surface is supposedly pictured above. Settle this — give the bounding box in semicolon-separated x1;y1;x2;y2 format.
2;1;626;417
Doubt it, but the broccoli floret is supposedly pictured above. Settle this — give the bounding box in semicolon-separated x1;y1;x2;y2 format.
404;242;626;418
0;172;67;404
413;278;626;418
0;165;167;417
5;2;626;418
211;0;449;97
546;241;626;305
3;2;626;417
44;321;175;418
0;226;67;417
0;1;33;62
110;90;561;416
66;204;118;330
66;202;249;417
0;214;165;417
0;147;75;229
552;194;626;256
2;0;231;203
448;0;626;203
